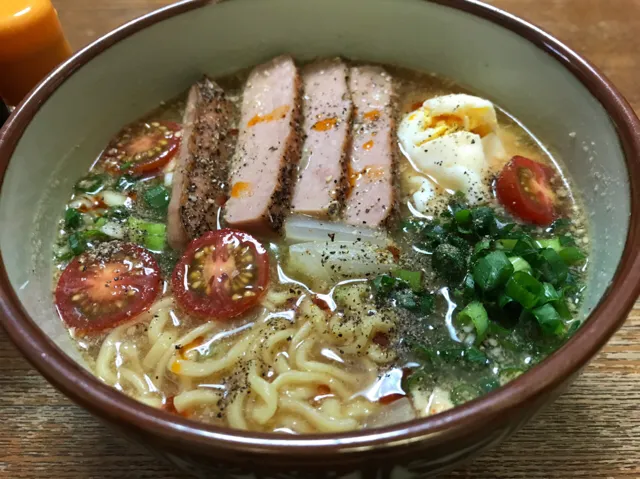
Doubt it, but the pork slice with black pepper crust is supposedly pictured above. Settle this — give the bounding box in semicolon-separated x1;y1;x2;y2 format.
224;55;302;235
291;59;352;218
344;66;395;227
167;77;236;250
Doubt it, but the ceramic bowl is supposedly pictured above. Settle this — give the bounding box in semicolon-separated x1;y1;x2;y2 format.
1;0;639;477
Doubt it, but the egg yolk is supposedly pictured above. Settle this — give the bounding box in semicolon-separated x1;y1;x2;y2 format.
415;107;493;147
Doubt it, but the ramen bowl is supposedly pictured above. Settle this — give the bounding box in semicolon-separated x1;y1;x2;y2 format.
1;0;639;477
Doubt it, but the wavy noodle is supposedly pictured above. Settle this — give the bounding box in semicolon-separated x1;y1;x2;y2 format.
173;389;223;413
248;361;278;425
278;397;359;432
91;280;398;433
227;391;248;430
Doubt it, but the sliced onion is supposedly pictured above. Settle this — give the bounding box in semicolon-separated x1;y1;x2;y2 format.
287;240;396;289
164;172;174;187
68;195;94;210
364;397;416;429
101;190;128;207
284;215;389;246
100;221;125;239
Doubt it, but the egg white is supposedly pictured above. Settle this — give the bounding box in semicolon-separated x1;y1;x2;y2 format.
398;94;507;213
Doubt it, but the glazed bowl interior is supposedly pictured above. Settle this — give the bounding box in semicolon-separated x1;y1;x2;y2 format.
0;0;634;434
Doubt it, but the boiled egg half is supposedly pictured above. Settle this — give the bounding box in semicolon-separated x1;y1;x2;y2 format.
398;94;507;213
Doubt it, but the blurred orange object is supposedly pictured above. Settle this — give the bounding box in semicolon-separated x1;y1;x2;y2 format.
0;0;72;106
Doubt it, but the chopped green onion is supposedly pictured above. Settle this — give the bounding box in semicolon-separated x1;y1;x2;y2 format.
94;217;107;228
498;293;515;308
465;346;489;365
454;209;471;225
457;273;476;302
67;232;86;256
496;239;517;250
536;238;561;252
74;174;105;194
471;207;495;235
371;274;396;298
127;217;167;252
508;256;532;273
473;239;492;258
537;248;569;286
392;269;422;291
559;235;576;247
403;368;436;391
64;208;82;229
457;301;489;343
143;185;170;211
82;229;108;241
119;161;134;171
559;246;586;265
538;282;560;305
422;223;448;247
412;343;440;365
472;251;514;292
56;251;75;262
145;233;166;252
416;293;434;315
554;298;572;320
393;289;417;310
549;217;571;233
144;222;165;236
392;289;434;315
67;229;108;256
505;271;542;309
488;321;512;337
512;236;539;262
491;221;517;238
439;347;466;363
532;303;564;336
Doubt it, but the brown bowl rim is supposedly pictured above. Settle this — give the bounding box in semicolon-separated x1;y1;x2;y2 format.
0;0;639;458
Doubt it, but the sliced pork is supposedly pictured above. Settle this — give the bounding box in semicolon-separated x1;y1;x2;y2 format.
291;59;352;218
167;78;236;250
224;55;302;234
344;66;395;227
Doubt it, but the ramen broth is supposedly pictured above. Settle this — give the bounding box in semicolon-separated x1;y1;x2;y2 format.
52;59;588;433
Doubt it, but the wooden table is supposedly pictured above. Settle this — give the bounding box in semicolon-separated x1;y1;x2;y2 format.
1;1;639;477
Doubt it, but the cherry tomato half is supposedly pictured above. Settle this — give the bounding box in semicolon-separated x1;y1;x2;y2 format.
496;156;557;225
172;229;270;320
101;121;181;174
55;243;162;335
